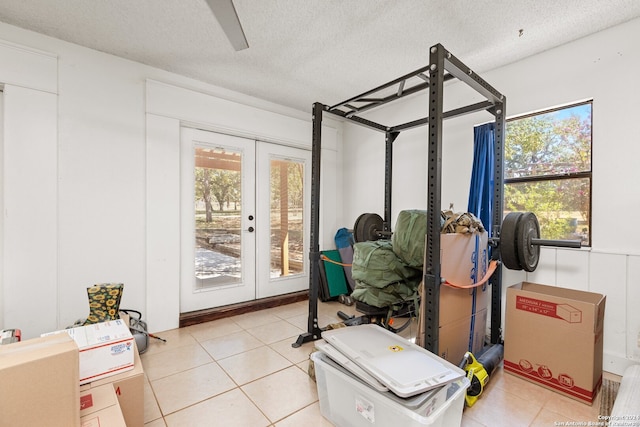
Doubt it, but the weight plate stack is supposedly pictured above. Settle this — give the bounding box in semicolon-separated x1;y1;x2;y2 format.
500;212;523;271
353;213;384;242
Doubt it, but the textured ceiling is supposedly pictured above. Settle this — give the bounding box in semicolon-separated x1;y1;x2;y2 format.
1;1;639;112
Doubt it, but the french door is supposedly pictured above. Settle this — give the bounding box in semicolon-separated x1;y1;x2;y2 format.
180;128;310;312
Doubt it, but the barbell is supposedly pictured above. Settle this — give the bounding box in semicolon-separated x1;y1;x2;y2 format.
353;213;389;243
497;211;581;272
352;211;582;273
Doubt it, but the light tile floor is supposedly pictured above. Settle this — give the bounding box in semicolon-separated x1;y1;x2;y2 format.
141;300;618;426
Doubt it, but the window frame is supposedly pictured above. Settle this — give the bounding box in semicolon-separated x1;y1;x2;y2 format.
504;100;593;247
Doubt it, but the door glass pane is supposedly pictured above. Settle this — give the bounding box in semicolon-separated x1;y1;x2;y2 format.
194;146;242;289
270;158;304;278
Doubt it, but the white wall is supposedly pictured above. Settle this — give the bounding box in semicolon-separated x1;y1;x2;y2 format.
0;23;342;338
0;40;59;339
341;18;640;374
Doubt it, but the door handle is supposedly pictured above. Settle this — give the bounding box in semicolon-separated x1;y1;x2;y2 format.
248;227;255;232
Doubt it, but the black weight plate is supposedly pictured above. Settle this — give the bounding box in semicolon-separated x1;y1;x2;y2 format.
517;212;540;272
500;212;523;271
353;214;365;242
354;213;384;242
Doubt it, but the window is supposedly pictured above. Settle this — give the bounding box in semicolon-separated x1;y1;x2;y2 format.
505;101;592;246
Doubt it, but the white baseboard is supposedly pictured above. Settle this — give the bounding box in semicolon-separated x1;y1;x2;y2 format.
604;351;640;376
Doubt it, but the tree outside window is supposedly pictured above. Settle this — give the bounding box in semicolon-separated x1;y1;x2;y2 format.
505;101;592;246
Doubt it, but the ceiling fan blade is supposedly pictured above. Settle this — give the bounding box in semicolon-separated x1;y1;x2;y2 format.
204;0;249;51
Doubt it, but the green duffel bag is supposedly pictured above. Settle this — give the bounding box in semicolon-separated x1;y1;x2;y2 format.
351;280;418;308
392;209;428;268
352;240;419;289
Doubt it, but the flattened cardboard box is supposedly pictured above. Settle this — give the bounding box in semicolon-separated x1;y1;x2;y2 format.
504;282;606;405
0;334;80;427
81;341;144;427
43;319;135;385
80;384;127;427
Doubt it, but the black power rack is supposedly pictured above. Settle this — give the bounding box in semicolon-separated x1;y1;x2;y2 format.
293;44;506;355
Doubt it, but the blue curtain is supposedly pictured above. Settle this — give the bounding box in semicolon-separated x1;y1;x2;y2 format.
468;122;495;242
467;122;495;351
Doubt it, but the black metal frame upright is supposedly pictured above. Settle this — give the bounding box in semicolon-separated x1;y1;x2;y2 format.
294;44;506;353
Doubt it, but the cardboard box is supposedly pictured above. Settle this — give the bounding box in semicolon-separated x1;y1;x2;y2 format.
504;282;606;404
439;232;489;324
439;309;487;364
81;341;144;427
436;231;490;364
43;319;135;385
0;334;80;427
80;384;127;427
440;232;489;288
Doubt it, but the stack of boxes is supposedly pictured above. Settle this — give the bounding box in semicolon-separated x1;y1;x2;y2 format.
437;232;490;364
0;318;144;426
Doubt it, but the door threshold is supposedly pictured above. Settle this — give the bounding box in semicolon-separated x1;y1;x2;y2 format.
179;290;309;327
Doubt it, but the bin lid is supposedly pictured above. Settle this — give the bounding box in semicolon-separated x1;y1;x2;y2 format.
312;350;447;410
315;339;388;392
321;324;464;398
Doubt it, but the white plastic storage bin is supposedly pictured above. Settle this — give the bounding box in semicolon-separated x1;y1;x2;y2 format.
321;324;464;397
312;351;469;427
